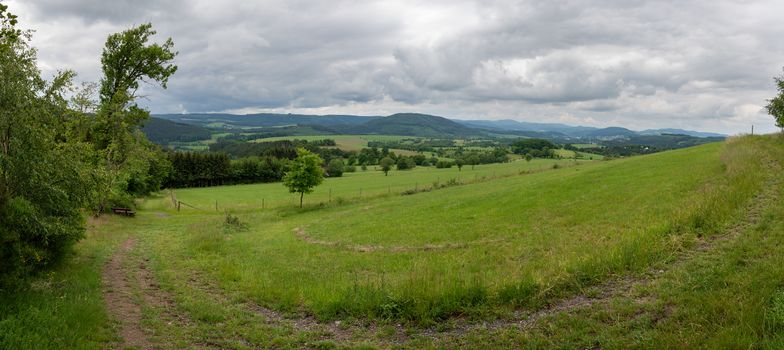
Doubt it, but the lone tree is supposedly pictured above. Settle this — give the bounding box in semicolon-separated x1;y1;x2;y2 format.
467;155;480;170
455;158;464;171
767;69;784;132
525;154;533;162
379;157;394;176
283;148;324;207
93;23;178;210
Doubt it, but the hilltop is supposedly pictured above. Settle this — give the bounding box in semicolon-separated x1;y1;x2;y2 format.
347;113;482;137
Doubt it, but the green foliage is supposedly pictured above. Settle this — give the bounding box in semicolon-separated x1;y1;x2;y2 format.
354;113;481;137
379;157;395;176
98;23;177;105
0;4;20;42
140;117;212;144
283;148;324;207
435;160;453;168
90;23;177;209
767;69;784;129
327;158;344;177
396;157;415;170
455;158;464;171
511;138;557;157
0;25;96;288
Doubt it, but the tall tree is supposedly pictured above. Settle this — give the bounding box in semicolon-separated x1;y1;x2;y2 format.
93;23;177;209
767;69;784;132
283;148;324;207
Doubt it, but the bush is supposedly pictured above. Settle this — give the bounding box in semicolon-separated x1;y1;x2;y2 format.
344;165;356;173
435;160;453;168
224;212;248;232
327;159;344;177
396;157;415;170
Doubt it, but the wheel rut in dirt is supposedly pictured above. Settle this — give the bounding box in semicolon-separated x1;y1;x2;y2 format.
103;237;190;349
102;238;152;350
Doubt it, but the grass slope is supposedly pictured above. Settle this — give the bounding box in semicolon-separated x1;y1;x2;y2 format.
2;136;783;349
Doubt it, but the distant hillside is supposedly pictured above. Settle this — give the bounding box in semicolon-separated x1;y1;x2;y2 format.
350;113;484;137
576;127;637;138
153;112;726;142
639;128;726;138
458;119;597;135
605;134;726;149
155;113;380;129
140;117;212;144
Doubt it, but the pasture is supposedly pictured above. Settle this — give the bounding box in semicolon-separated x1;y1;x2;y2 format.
3;136;784;349
161;157;578;211
252;134;421;155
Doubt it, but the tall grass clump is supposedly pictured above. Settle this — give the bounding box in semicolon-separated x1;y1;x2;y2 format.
315;272;491;325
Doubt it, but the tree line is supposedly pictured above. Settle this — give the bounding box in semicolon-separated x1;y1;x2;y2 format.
164;152;287;188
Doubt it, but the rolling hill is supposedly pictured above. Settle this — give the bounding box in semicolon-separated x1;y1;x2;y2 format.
347;113;484;137
140;117;213;144
155;113;380;128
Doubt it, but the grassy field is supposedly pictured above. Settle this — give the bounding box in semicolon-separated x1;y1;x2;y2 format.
161;158;579;211
167;132;233;151
552;148;605;160
3;136;784;349
252;134;420;155
571;143;603;149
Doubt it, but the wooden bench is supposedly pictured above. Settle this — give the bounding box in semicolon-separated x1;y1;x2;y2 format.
111;207;136;217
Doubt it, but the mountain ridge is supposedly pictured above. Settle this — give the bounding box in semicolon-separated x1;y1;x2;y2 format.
153;112;726;139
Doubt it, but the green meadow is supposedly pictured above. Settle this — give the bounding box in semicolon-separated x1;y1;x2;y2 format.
163;157;575;211
252;134;422;155
3;135;784;349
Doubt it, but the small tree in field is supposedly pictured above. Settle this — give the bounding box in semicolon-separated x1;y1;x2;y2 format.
283;148;324;207
525;154;533;162
327;158;344;177
379;157;394;176
467;155;480;170
455;158;464;171
767;69;784;132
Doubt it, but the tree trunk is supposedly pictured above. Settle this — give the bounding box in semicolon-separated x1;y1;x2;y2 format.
300;192;304;208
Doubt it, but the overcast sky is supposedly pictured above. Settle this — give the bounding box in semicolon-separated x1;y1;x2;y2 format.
6;0;784;133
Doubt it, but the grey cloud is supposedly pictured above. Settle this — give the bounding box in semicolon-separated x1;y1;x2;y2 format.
6;0;784;133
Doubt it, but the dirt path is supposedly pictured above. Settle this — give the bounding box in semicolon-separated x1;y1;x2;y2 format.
103;238;153;350
103;237;190;350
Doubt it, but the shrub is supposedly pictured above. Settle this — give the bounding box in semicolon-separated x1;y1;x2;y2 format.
396;157;415;170
435;160;453;168
224;212;248;231
327;159;344;177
